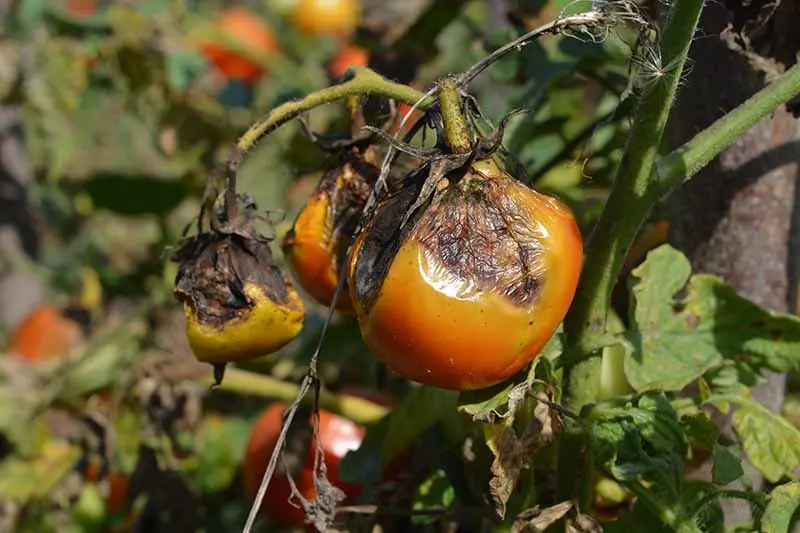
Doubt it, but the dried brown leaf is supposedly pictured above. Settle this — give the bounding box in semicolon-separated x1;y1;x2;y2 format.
566;512;602;533
511;501;574;533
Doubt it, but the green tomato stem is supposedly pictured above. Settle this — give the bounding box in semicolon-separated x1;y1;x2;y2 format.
656;60;800;196
558;0;705;507
437;78;473;153
562;0;706;408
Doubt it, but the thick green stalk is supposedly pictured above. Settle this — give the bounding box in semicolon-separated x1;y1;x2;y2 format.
656;61;800;195
557;0;706;506
562;0;706;410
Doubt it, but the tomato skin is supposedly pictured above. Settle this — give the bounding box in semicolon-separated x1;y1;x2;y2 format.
184;282;305;364
199;8;279;84
283;191;354;312
290;0;360;37
328;44;368;80
282;150;377;312
349;159;583;391
243;403;365;526
9;306;84;362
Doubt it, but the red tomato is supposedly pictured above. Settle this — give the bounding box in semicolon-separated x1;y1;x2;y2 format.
199;8;280;84
328;44;368;80
9;306;84;362
243;403;365;526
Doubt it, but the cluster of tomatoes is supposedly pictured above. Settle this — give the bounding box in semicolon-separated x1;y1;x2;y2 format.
197;0;369;88
67;0;369;87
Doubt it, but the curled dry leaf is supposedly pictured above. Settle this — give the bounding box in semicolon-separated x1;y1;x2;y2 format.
487;390;564;518
511;501;573;533
566;511;602;533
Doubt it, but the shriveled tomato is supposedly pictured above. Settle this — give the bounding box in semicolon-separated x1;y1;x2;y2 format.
282;147;378;311
9;305;86;362
199;8;280;84
328;44;368;80
348;158;582;390
172;196;305;372
290;0;360;37
243;403;365;526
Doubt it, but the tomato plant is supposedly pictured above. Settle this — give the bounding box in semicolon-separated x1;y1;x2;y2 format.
5;1;800;532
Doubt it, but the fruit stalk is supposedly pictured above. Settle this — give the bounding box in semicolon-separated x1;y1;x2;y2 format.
437;78;473;153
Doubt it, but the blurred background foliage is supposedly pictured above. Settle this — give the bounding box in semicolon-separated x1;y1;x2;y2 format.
0;0;653;531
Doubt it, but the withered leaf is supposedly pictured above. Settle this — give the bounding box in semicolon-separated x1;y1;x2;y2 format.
566;512;602;533
511;501;574;533
487;389;564;519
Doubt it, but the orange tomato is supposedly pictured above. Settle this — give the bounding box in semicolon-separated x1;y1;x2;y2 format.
243;403;365;526
348;158;583;390
9;305;84;362
282;150;377;312
199;8;280;84
290;0;360;37
328;44;369;80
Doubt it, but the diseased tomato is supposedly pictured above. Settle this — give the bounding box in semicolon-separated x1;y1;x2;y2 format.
199;8;280;84
282;147;378;311
328;44;369;80
290;0;360;37
348;158;582;390
9;305;86;362
243;403;365;526
172;195;305;372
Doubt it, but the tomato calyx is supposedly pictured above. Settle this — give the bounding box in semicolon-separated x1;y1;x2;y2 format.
349;102;530;314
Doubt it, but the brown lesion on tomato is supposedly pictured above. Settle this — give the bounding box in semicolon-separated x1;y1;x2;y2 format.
172;196;296;329
351;160;547;312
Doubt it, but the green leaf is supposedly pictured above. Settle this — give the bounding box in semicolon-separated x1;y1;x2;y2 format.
707;395;800;483
340;386;458;485
680;411;718;455
711;444;744;485
193;415;252;493
762;482;800;533
625;245;800;391
0;441;81;503
730;399;800;483
412;469;455;526
588;393;687;491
